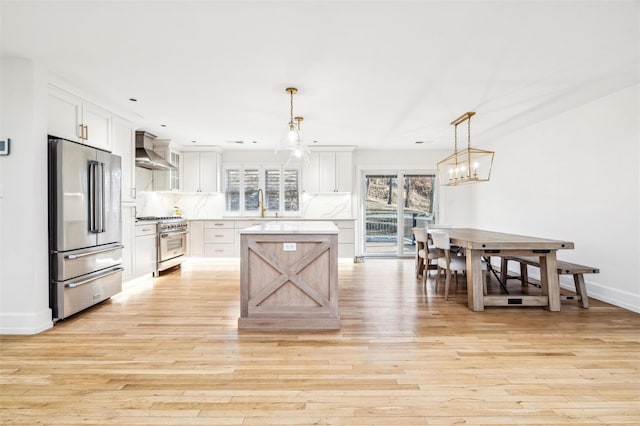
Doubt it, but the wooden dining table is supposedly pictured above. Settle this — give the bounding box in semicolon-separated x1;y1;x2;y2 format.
433;228;574;312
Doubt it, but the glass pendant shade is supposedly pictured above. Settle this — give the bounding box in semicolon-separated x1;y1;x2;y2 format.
278;87;311;167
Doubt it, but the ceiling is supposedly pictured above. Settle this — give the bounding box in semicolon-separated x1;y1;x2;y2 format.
1;1;637;150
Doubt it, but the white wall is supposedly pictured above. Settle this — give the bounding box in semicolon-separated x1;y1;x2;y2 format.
0;59;52;333
441;85;640;312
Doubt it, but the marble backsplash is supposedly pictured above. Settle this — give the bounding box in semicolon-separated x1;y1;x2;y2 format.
136;191;354;219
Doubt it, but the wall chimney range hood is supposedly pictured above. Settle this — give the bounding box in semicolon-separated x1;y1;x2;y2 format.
135;131;176;171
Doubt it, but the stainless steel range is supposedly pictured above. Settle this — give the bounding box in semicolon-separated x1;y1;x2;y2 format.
137;217;188;275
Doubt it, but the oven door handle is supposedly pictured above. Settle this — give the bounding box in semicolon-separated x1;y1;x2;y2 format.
160;231;189;238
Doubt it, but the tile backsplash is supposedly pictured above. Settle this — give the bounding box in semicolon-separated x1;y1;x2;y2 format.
136;191;353;219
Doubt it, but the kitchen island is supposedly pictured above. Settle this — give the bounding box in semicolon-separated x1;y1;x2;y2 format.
238;221;340;330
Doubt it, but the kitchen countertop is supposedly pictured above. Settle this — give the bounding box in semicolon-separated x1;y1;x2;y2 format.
186;217;356;221
239;220;339;234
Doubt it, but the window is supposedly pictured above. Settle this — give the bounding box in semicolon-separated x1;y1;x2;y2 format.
265;169;281;210
224;169;240;211
169;151;181;191
224;165;300;215
244;168;260;211
364;172;436;257
284;169;299;211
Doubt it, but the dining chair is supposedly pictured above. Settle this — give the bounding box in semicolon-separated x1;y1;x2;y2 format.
412;227;438;283
430;230;486;300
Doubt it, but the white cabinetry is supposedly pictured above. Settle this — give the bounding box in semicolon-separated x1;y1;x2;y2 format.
188;220;204;256
203;221;235;257
333;220;355;258
303;148;354;193
134;223;157;278
47;85;112;151
151;139;179;191
121;205;136;282
183;151;221;192
189;219;355;259
111;117;136;202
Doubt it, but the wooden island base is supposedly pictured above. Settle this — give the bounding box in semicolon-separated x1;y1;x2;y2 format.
238;221;340;330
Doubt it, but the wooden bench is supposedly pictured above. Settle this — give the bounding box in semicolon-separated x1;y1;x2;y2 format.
500;256;599;308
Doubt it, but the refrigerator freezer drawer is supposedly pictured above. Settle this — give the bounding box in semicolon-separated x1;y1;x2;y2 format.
53;243;123;281
51;266;123;320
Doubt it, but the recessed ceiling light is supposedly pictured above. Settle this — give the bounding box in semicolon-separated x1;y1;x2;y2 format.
129;98;138;102
160;124;167;127
313;140;318;144
191;140;197;144
415;141;424;144
252;141;257;144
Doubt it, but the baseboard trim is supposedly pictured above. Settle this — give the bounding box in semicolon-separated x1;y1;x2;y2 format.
0;309;53;334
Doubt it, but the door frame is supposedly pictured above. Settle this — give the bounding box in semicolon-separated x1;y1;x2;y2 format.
357;168;439;258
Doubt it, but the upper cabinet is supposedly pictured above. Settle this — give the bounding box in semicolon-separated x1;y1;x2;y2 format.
111;116;136;202
182;151;221;192
151;140;181;192
303;148;354;193
47;85;112;151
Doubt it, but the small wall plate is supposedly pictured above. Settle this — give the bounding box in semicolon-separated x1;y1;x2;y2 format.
0;138;10;155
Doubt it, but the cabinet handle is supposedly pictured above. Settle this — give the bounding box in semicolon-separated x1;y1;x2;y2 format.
214;234;224;238
79;124;84;139
84;125;89;140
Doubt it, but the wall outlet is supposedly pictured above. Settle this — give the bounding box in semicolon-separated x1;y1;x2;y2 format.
283;242;296;251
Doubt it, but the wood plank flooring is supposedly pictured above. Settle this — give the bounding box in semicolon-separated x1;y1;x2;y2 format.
1;258;639;425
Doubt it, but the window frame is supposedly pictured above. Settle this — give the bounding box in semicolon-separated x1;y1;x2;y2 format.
223;163;301;217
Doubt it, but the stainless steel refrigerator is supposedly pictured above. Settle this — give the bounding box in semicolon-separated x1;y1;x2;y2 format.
48;136;123;321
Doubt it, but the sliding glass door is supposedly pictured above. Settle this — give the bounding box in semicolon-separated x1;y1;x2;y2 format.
364;172;435;257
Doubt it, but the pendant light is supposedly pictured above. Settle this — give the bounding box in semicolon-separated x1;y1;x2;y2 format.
278;87;311;167
437;112;494;186
286;115;311;168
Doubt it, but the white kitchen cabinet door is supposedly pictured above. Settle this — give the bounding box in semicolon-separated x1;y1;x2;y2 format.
82;101;112;151
335;151;353;192
47;85;113;151
151;145;181;191
135;227;157;278
188;220;204;256
121;204;136;282
199;152;220;192
318;152;337;192
47;87;82;142
303;152;321;193
112;117;136;202
303;150;354;193
181;152;220;192
182;152;200;192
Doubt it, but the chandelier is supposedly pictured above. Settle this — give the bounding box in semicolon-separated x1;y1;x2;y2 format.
437;112;494;186
279;87;311;168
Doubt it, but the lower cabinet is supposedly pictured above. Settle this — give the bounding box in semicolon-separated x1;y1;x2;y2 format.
204;221;235;257
134;223;157;278
333;220;355;259
188;219;355;259
121;204;136;282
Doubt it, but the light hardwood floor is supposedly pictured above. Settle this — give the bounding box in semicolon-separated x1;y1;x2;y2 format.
1;258;639;425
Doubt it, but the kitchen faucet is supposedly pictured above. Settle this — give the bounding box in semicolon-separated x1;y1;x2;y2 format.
257;188;265;218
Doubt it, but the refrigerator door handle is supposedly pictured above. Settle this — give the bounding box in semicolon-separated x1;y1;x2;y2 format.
98;162;106;233
64;244;125;259
88;160;99;233
65;267;124;288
